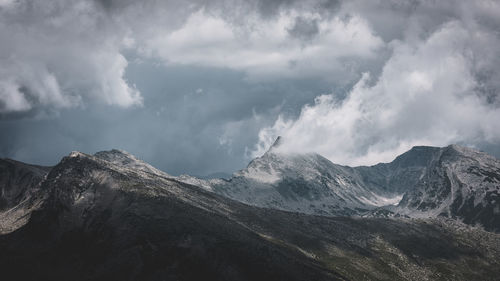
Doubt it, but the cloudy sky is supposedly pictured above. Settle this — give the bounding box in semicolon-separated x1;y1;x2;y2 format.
1;0;500;176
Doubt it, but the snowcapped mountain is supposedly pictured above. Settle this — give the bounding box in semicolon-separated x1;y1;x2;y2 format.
203;137;403;216
58;140;500;232
177;138;500;232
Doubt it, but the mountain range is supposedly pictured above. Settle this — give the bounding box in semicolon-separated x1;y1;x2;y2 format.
180;138;500;232
1;140;499;280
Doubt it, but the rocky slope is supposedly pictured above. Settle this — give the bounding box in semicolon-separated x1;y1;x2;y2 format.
1;150;499;280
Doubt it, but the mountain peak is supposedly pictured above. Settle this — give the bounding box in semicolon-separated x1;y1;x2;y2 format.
438;144;500;165
94;149;170;177
94;149;139;163
389;145;440;168
390;144;493;169
272;136;283;147
445;144;477;155
94;148;132;158
266;136;283;154
68;151;86;158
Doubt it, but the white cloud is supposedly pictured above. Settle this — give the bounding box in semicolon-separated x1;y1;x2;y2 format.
0;0;142;114
143;9;384;81
0;79;31;112
252;20;500;165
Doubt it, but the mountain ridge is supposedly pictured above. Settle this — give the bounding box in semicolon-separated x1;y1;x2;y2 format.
174;141;500;232
1;148;499;280
3;142;498;232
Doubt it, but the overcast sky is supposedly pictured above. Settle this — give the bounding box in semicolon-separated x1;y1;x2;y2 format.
1;0;500;176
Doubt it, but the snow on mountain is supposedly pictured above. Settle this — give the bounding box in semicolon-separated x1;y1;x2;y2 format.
174;138;500;232
201;137;405;216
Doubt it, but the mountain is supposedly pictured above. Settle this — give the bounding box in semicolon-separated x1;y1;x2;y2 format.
206;145;403;216
182;139;500;232
1;150;499;280
354;146;442;195
189;140;435;215
395;145;500;232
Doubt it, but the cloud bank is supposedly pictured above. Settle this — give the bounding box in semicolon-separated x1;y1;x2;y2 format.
253;16;500;165
1;0;500;173
144;10;384;81
0;0;145;115
0;0;381;115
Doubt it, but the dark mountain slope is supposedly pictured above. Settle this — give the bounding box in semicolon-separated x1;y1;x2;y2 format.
0;152;342;281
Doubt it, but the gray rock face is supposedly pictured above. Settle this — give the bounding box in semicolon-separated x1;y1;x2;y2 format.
1;150;500;281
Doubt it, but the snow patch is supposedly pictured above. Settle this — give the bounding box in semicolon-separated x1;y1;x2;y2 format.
241;166;281;184
69;151;83;158
358;194;403;207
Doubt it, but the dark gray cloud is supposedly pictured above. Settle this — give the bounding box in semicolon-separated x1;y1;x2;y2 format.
287;16;320;41
1;0;500;175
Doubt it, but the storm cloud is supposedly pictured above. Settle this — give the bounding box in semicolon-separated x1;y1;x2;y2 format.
252;1;500;165
1;0;499;175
